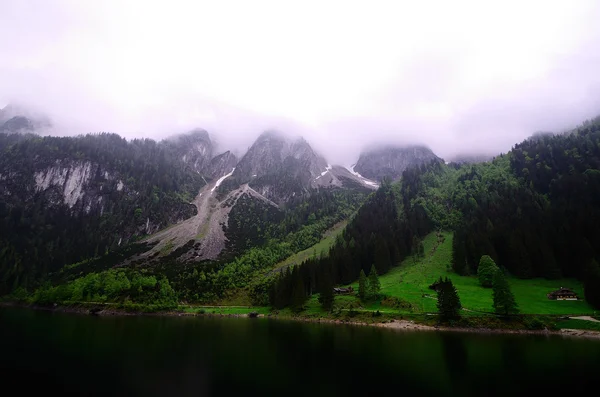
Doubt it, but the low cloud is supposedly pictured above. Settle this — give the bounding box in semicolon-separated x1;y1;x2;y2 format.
2;0;600;164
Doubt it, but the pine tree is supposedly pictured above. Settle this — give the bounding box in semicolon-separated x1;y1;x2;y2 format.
436;277;461;321
584;259;600;310
358;269;367;300
290;267;306;312
478;255;499;288
318;267;334;311
367;264;380;300
374;236;391;274
492;270;519;316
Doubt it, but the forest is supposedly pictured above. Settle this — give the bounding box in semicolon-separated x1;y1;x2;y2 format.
3;116;600;311
0;132;205;295
270;119;600;310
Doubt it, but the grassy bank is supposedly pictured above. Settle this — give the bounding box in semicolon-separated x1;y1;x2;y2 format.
315;231;595;316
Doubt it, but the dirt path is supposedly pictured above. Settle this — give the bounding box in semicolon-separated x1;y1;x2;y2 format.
569;316;600;323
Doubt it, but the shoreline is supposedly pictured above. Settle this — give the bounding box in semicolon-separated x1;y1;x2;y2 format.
2;301;600;340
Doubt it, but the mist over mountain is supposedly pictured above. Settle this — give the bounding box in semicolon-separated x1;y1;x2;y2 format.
354;145;441;181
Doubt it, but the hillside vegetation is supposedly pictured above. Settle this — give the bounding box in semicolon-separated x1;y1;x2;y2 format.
329;232;593;316
270;119;600;311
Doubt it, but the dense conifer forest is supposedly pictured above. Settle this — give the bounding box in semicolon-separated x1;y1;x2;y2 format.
270;119;600;310
0;133;205;294
2;116;600;310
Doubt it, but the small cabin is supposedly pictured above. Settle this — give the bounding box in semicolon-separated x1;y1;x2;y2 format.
547;287;578;301
333;286;354;294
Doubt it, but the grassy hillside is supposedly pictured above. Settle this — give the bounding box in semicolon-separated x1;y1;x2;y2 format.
304;232;596;316
272;221;347;273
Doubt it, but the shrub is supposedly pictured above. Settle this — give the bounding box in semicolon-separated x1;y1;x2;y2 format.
478;255;500;288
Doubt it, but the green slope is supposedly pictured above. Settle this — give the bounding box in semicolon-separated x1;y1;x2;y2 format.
272;221;347;273
312;232;595;315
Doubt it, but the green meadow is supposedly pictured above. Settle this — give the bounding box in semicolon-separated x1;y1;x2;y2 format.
315;232;596;316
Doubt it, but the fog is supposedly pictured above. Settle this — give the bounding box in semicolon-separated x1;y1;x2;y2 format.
2;0;600;164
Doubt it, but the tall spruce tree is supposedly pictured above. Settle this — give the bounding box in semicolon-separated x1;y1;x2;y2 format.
584;259;600;309
358;269;367;300
492;270;519;315
436;277;461;321
318;267;334;311
367;264;381;300
290;267;306;312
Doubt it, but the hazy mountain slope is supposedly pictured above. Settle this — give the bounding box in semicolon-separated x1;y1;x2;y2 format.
219;131;376;204
270;121;600;310
354;145;441;181
0;132;206;293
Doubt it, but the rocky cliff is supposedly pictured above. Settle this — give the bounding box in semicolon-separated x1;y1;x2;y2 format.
354;145;441;181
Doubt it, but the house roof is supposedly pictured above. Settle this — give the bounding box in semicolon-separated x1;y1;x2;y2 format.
548;287;577;295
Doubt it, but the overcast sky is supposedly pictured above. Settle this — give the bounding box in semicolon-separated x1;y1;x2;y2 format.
2;0;600;164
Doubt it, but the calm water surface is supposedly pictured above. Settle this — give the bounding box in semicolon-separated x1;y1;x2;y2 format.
1;307;599;396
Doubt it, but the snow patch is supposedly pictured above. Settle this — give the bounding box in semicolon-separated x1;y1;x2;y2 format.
349;164;380;188
315;164;332;180
211;168;235;193
116;180;124;191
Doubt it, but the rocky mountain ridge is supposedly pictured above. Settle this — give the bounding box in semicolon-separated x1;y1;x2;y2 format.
354;145;441;181
0;104;451;279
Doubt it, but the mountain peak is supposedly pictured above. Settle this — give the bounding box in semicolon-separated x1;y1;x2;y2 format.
354;144;441;181
164;129;214;172
0;103;52;132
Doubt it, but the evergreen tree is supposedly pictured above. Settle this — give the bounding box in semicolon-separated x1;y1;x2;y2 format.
318;267;334;311
358;269;367;300
272;267;292;309
478;255;499;288
290;267;307;312
584;259;600;310
436;277;461;321
367;264;380;300
492;270;519;316
374;236;391;274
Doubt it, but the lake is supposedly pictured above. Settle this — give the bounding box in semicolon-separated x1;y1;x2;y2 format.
1;307;599;396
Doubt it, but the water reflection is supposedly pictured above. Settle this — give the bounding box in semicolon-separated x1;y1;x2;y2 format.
1;308;599;397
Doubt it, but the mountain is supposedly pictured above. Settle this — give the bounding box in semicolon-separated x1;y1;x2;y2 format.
448;153;494;165
0;104;52;133
4;112;600;312
271;120;600;310
0;126;375;293
219;131;375;204
162;129;214;173
203;150;237;179
0;131;209;293
354;145;441;181
0;116;36;134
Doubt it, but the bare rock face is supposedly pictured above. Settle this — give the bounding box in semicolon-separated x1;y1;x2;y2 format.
226;131;332;204
0;104;51;134
448;153;494;165
354;145;441;181
203;150;238;180
163;129;214;173
0;116;36;134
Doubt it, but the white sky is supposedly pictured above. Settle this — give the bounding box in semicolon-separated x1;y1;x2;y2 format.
2;0;600;163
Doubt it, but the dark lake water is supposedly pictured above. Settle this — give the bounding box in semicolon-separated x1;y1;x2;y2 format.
1;307;599;397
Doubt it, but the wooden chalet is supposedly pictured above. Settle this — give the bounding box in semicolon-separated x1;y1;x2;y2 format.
547;287;578;301
333;286;354;294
